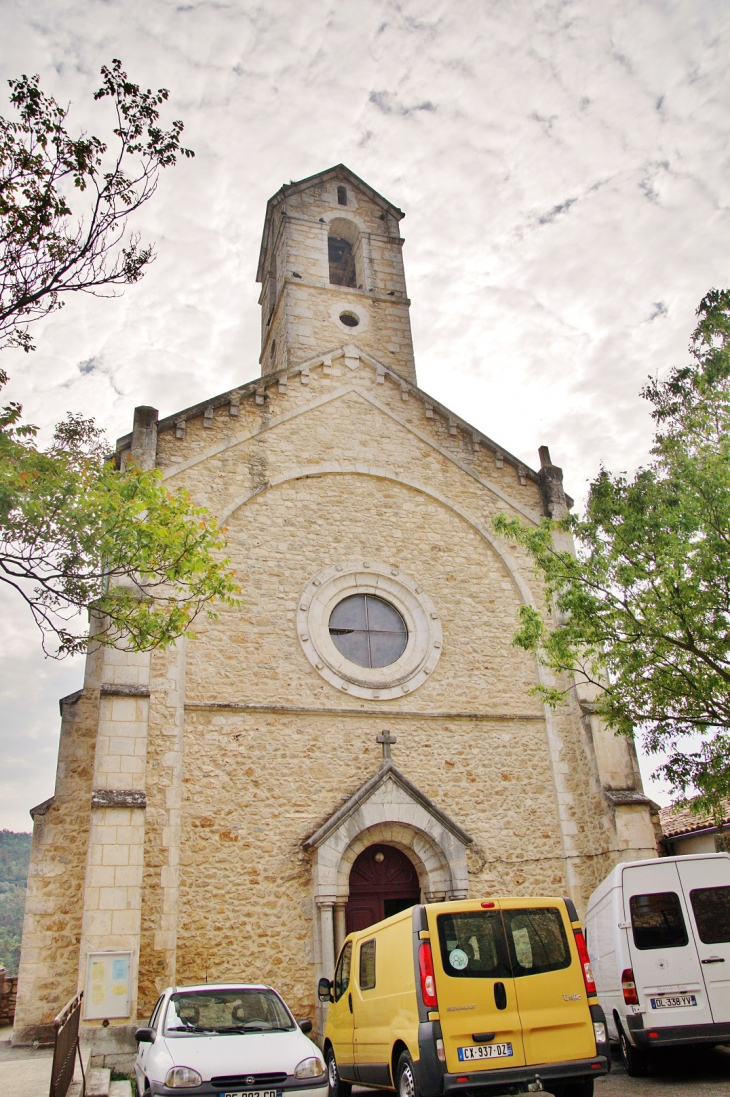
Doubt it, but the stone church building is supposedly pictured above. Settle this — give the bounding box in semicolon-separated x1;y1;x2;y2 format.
14;165;657;1054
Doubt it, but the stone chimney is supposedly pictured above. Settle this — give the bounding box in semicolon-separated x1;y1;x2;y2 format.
129;406;159;471
538;445;569;520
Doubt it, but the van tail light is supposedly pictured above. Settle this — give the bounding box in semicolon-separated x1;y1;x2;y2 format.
419;941;438;1008
621;968;639;1006
573;930;597;996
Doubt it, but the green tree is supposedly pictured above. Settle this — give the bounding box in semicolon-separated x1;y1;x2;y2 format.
0;63;239;655
1;406;239;655
494;289;730;818
0;830;31;977
1;59;192;353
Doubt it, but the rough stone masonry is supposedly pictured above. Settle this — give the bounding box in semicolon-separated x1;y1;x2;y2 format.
13;165;658;1064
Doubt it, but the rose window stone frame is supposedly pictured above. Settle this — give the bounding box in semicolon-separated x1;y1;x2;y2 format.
297;559;443;700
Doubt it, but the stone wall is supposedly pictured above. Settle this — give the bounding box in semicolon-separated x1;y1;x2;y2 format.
13;660;102;1044
0;969;18;1027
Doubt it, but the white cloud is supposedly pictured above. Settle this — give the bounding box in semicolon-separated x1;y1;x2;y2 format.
2;0;728;822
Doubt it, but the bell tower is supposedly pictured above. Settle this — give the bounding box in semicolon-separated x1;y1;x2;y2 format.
256;165;417;384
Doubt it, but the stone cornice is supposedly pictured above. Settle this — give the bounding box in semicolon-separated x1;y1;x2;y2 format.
91;789;147;808
99;683;151;698
184;701;543;721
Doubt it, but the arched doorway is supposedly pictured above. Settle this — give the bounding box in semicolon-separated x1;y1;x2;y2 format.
345;844;421;933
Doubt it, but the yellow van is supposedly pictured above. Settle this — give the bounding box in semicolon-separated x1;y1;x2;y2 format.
318;897;610;1097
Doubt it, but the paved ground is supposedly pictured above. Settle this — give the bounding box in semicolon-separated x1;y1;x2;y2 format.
591;1044;730;1096
355;1045;730;1096
0;1024;54;1097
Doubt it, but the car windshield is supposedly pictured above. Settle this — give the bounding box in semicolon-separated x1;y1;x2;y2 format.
164;989;295;1036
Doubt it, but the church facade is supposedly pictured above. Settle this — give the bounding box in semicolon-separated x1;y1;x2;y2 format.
14;166;657;1057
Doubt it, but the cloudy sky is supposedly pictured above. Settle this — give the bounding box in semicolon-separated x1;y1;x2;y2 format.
1;0;729;829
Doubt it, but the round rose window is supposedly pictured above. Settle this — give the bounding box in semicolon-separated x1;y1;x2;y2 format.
329;594;407;668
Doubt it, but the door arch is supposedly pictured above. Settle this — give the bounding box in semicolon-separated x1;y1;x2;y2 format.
345;844;421;933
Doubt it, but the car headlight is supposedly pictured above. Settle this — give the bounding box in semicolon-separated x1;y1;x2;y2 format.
294;1056;325;1079
165;1066;203;1088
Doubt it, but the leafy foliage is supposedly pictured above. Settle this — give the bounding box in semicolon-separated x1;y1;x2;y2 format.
1;403;240;656
0;63;239;655
0;830;31;977
0;59;193;353
494;289;730;817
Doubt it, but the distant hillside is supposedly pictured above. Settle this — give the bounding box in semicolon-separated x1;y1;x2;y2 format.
0;830;32;977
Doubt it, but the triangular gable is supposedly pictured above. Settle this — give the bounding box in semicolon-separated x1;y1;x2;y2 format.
303;760;473;850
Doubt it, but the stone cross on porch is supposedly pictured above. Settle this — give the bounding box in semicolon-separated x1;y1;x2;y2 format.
376;729;397;762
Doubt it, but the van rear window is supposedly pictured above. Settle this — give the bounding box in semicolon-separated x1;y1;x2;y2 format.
436;908;570;978
629;892;688;950
437;912;511;979
690;886;730;944
502;908;571;976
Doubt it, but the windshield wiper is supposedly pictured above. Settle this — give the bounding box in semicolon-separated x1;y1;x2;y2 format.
166;1025;220;1034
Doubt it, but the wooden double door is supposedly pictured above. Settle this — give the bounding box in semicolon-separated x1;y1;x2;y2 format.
345;844;420;933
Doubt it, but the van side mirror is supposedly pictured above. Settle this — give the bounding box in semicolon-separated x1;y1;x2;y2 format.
298;1019;313;1033
134;1027;156;1043
318;977;333;1003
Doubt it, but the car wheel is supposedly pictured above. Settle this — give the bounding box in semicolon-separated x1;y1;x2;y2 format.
619;1024;650;1077
551;1080;594;1097
326;1047;351;1097
397;1050;420;1097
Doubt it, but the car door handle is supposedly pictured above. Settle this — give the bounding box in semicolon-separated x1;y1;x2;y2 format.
348;992;352;1013
702;957;726;964
494;982;507;1010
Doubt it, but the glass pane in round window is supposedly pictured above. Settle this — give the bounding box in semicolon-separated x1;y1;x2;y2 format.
329;594;407;669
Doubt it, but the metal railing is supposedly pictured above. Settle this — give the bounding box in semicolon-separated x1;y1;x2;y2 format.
50;991;86;1097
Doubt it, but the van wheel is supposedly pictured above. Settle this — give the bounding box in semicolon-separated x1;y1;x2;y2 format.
551;1080;594;1097
619;1025;650;1077
326;1047;351;1097
397;1050;420;1097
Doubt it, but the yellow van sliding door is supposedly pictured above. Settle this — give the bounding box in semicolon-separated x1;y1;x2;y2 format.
353;916;417;1086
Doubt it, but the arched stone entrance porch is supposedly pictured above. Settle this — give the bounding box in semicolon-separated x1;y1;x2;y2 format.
303;760;473;1035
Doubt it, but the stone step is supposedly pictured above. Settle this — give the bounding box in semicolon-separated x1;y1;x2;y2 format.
87;1066;112;1096
110;1081;133;1097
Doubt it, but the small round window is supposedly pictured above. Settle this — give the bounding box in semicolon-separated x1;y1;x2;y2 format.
339;311;359;327
329;594;407;668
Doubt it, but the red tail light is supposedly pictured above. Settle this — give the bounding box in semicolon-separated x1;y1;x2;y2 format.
621;968;639;1006
419;941;438;1008
573;929;597;996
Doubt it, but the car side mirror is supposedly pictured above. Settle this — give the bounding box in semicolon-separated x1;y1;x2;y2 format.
134;1027;156;1044
317;977;333;1003
298;1019;313;1034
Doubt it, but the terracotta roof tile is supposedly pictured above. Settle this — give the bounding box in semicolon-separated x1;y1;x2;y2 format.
660;798;730;838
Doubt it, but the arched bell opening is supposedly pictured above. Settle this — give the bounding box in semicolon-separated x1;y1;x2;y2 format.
327;217;360;288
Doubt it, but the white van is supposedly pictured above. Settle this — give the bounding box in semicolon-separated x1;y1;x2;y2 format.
585;853;730;1076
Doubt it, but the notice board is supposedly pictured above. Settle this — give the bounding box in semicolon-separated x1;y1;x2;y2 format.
83;952;133;1019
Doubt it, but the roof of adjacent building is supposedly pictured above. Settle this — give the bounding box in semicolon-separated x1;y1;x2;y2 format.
660;798;730;839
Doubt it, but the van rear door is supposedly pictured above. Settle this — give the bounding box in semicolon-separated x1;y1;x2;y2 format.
622;861;713;1029
428;902;526;1075
677;855;730;1023
499;898;595;1066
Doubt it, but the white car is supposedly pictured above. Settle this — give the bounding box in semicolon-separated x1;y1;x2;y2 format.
134;983;327;1097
